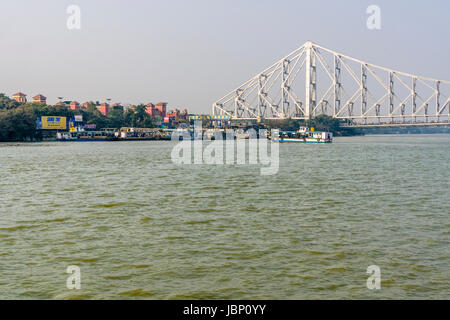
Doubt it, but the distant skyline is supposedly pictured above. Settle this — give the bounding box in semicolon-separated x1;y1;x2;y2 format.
0;0;449;113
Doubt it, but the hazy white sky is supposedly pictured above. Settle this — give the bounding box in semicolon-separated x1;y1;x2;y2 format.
0;0;449;113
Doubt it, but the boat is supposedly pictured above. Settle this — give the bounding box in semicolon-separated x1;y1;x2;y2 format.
57;131;118;141
271;127;333;143
118;128;172;141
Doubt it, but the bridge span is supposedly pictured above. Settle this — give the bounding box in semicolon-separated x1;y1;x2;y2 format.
212;41;450;126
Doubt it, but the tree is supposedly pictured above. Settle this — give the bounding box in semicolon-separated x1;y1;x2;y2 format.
0;105;38;141
0;93;20;110
124;104;155;128
306;115;341;133
263;118;304;131
106;109;125;128
134;104;149;125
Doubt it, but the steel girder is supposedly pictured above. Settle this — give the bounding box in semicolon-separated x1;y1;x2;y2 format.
212;41;450;124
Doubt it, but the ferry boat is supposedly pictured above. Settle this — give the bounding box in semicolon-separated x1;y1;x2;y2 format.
271;127;333;143
57;131;118;141
118;128;172;141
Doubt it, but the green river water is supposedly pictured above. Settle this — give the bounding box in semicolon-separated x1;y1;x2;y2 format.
0;135;448;299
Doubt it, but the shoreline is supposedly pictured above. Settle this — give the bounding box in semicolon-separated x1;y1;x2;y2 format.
1;132;449;144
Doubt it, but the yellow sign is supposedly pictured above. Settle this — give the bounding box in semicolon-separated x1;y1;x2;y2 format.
41;116;67;130
310;127;315;132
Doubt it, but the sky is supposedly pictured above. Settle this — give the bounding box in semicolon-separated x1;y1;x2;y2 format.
0;0;449;113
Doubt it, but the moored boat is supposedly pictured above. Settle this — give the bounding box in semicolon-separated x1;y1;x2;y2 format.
57;131;118;141
271;127;333;143
118;128;172;141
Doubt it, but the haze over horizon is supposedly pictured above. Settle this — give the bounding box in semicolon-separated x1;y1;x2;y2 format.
1;0;449;113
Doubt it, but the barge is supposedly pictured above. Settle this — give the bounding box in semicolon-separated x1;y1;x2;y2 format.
57;131;118;141
271;127;333;143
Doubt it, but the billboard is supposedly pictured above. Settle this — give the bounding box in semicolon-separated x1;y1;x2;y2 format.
40;116;67;130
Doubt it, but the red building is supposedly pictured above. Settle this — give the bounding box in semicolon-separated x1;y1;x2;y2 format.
166;109;180;118
145;103;156;116
155;102;167;118
70;101;80;110
145;102;167;119
97;103;110;116
12;92;27;103
32;94;47;104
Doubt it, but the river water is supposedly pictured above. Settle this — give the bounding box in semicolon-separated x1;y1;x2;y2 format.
0;135;448;299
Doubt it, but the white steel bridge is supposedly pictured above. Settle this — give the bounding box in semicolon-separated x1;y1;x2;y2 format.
212;41;450;125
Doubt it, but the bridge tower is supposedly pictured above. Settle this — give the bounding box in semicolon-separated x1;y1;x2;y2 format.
305;41;316;119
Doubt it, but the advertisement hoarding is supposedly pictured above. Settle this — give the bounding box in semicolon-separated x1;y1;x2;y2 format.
40;116;67;130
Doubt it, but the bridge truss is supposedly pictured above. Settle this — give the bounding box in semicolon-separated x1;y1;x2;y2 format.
212;41;450;124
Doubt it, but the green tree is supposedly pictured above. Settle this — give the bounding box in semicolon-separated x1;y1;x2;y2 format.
124;104;155;128
306;114;341;133
0;105;38;141
106;109;125;128
0;93;20;110
263;118;304;131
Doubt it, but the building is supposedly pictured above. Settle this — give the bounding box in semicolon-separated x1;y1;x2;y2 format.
12;92;27;103
55;101;68;107
32;94;47;104
97;103;110;116
144;102;168;118
70;101;80;110
145;103;156;116
166;109;180;118
111;103;124;112
155;102;167;118
56;100;69;107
